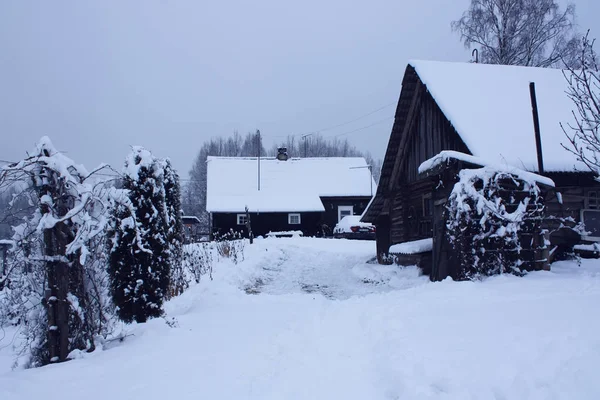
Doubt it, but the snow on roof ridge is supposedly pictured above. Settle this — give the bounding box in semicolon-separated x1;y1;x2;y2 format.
408;59;566;73
206;156;368;161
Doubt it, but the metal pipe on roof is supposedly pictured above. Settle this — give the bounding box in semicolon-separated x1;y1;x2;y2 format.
257;129;261;191
529;82;545;174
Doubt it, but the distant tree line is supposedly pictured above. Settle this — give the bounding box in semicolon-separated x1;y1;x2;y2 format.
182;131;382;229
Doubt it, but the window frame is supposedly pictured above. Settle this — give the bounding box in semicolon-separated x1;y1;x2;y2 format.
422;193;433;217
581;209;600;242
587;191;599;210
236;214;248;226
338;205;354;222
288;213;301;225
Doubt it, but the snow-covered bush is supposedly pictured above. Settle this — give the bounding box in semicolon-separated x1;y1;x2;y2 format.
163;159;185;298
182;243;216;283
181;237;246;285
215;230;245;264
446;167;546;280
107;147;171;323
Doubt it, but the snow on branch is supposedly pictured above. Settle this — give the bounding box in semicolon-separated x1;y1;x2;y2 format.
0;136;117;264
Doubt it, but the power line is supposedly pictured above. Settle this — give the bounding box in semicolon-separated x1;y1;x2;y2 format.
312;102;395;134
332;116;394;138
265;101;396;139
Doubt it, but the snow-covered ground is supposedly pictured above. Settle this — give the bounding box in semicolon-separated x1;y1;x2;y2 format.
2;237;600;399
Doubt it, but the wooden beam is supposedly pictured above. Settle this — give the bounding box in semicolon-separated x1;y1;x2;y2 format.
388;82;423;192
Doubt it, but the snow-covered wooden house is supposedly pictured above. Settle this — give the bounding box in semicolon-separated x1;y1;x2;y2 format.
362;60;600;280
206;155;375;238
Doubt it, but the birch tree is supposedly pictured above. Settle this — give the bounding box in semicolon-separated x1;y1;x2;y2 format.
452;0;580;68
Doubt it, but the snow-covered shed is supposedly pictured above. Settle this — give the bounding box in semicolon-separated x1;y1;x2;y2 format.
362;60;599;280
206;156;375;237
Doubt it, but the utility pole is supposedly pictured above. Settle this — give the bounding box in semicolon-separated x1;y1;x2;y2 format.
257;129;261;191
301;133;313;158
368;165;373;197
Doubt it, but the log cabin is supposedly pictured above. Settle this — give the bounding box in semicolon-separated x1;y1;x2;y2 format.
182;215;203;243
362;60;600;280
206;152;375;238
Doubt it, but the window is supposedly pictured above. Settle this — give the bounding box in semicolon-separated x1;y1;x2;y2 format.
338;205;354;222
422;194;433;217
288;213;301;225
407;206;418;233
581;209;600;241
588;191;599;210
237;214;248;225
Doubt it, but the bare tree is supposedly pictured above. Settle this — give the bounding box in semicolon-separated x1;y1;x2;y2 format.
0;137;117;366
561;32;600;175
452;0;579;68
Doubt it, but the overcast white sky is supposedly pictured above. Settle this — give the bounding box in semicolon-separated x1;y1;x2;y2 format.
1;0;597;177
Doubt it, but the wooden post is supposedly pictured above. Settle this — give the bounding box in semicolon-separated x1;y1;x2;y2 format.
245;206;253;244
375;216;391;264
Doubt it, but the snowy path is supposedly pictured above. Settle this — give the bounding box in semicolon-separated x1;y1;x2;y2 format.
2;238;600;399
234;238;427;298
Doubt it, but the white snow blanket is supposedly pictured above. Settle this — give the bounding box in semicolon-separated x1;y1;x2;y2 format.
389;238;433;254
2;237;600;399
410;60;586;172
574;243;600;252
206;157;375;213
266;230;303;237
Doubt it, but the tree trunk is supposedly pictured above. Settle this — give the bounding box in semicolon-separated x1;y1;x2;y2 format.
44;221;71;363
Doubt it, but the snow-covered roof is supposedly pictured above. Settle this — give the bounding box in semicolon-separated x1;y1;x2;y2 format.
409;60;585;172
206;157;375;213
419;151;555;187
182;216;201;224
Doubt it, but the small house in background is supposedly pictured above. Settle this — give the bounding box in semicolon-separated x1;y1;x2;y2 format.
362;60;600;280
182;215;202;243
206;154;375;238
